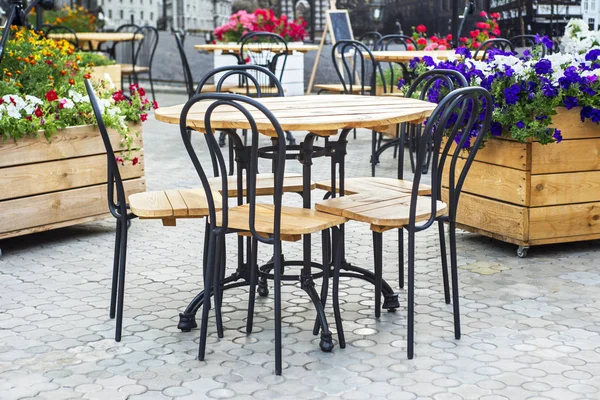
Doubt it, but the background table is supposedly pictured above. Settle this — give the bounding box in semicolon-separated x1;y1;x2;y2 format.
196;43;319;96
47;32;141;51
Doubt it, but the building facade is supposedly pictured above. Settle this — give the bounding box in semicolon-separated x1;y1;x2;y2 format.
582;0;599;29
170;0;232;32
98;0;161;28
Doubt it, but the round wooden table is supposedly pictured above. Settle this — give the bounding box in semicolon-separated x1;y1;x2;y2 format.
195;43;319;54
47;32;142;51
370;50;483;63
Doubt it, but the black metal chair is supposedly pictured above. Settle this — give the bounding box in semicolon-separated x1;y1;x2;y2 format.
83;79;211;342
318;86;493;359
178;92;346;375
510;35;547;57
238;32;288;97
374;34;418;91
173;30;195;99
114;25;158;102
45;25;79;49
359;31;383;50
474;38;515;59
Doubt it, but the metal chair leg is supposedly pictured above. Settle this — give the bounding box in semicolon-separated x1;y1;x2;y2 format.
273;240;283;375
332;226;345;348
148;70;156;103
439;221;450;304
373;231;383;318
213;235;224;339
407;229;415;359
371;130;377;177
313;229;330;335
398;229;404;289
449;222;461;340
198;231;216;361
246;237;258;334
114;218;128;342
110;220;122;319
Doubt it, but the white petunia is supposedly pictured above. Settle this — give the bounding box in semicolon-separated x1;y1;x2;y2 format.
6;105;21;119
25;95;42;105
68;89;84;103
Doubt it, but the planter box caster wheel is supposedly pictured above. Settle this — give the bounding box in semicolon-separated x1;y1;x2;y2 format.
319;333;334;352
383;294;400;311
257;281;269;297
517;246;529;258
177;312;197;332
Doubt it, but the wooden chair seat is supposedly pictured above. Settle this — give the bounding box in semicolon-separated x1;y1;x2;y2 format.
316;177;431;197
226;86;286;95
216;204;347;242
314;84;371;94
315;192;446;233
197;84;238;93
208;173;313;196
120;64;150;75
129;189;221;226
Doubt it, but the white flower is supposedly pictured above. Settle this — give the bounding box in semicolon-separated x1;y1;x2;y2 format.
6;105;21;119
60;98;75;109
25;95;42;105
68;89;84;103
103;73;116;89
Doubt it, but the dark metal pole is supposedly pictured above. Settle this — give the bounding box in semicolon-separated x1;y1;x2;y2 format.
35;4;42;31
451;0;459;48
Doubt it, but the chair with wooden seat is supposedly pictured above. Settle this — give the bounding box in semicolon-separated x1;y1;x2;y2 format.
474;38;515;59
509;35;548;57
179;92;347;375
359;31;383;50
116;25;159;102
317;69;469;299
239;32;288;97
83;80;213;342
316;86;493;359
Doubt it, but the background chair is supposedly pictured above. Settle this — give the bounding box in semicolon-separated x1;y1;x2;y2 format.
45;25;79;49
359;31;383;50
317;86;493;359
178;92;346;375
510;35;547;57
84;79;210;342
237;32;288;97
474;38;515;59
374;34;418;91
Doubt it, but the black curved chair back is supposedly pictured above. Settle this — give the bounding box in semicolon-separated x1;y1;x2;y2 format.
131;26;159;70
240;32;288;95
331;40;378;96
196;65;284;97
374;34;419;92
474;38;515;59
83;79;126;220
46;25;79;49
174;30;194;99
399;69;469;177
510;35;547;57
178;93;287;243
111;24;140;61
359;31;383;50
410;86;492;230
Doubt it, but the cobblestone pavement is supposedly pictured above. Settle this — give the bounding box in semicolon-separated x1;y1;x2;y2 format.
2;92;600;400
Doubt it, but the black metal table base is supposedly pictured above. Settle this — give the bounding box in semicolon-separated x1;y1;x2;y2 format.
177;258;400;333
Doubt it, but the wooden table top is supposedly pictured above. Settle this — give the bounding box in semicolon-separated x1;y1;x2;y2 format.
47;32;142;42
195;43;319;54
371;50;480;63
154;95;437;137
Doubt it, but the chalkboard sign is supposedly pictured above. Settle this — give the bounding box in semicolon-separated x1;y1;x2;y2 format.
326;10;354;45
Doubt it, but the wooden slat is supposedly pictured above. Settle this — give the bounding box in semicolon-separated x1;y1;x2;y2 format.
314;84;372;93
0;178;145;234
315;176;430;196
442;137;529;171
0;153;144;201
90;65;122;89
531;139;600;174
551;108;600;140
443;189;528;242
444;159;529;206
217;204;346;236
530;171;600;207
208;173;310;196
0;213;113;241
164;190;190;217
529;202;600;240
128;191;173;218
179;189;215;217
0;124;143;168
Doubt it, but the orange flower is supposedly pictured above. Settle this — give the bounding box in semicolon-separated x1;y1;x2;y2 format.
83;73;91;79
16;70;21;75
60;69;67;76
69;79;75;85
5;72;12;77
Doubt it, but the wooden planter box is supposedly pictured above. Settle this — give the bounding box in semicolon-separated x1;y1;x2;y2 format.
0;124;145;240
90;64;122;89
442;108;600;252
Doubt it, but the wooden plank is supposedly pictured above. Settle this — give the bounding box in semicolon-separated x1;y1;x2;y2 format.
444;159;529;206
529;202;600;240
456;223;529;247
528;232;600;246
530;171;600;207
90;64;122;89
0;178;145;234
531;138;600;174
0;153;144;201
164;190;189;217
179;189;214;217
0;124;143;168
551;107;600;140
442;137;529;170
443;189;528;242
0;213;112;241
128;190;173;218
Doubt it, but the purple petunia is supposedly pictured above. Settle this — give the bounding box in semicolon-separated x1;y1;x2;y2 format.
533;59;552;75
559;66;583;89
581;106;600;123
409;57;420;70
503;83;521;105
542;83;558;98
490;121;502;136
515;121;525;129
455;47;472;59
397;79;406;90
585;49;600;62
535;34;554;50
564;96;579;110
421;56;436;67
553;129;562;143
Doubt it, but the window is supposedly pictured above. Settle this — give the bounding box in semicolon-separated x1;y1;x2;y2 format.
140;11;144;20
584;0;588;10
108;9;112;18
150;12;154;20
120;9;123;18
589;18;596;30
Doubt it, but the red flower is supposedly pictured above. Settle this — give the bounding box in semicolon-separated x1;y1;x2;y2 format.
476;22;490;30
115;156;124;165
25;115;32;121
446;34;453;41
34;106;43;117
430;36;438;43
129;83;138;92
416;24;427;33
472;41;481;49
45;90;58;101
491;12;501;19
407;44;415;51
9;96;16;106
470;30;480;38
112;90;126;102
138;87;146;97
479;11;488;18
459;37;468;43
45;59;53;65
493;28;501;36
152;100;159;110
0;98;4;105
140;113;148;122
417;38;427;46
83;73;91;79
132;157;139;165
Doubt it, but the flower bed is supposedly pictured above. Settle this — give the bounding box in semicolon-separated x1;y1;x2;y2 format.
0;29;153;239
214;9;307;43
